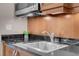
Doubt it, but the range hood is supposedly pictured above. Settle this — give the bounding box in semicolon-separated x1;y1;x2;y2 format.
15;3;41;17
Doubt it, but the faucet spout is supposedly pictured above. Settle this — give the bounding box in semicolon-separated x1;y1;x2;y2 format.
42;31;54;43
50;33;54;43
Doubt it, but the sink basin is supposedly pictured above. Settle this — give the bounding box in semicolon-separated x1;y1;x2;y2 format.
22;41;69;55
13;41;69;55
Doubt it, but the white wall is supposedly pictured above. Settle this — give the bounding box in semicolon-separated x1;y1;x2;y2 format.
0;3;27;35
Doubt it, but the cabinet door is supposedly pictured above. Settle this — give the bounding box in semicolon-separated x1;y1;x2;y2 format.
40;3;72;15
16;48;33;56
72;7;79;13
40;3;63;11
71;3;79;13
40;3;73;11
5;46;13;56
3;42;13;56
3;42;33;56
41;7;64;15
72;3;79;8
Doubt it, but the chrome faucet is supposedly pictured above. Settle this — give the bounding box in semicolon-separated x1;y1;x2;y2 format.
42;31;54;43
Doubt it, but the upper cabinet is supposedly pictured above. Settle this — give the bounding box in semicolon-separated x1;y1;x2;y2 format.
40;3;79;15
15;3;41;17
40;3;73;15
71;3;79;13
15;3;79;17
71;3;79;8
40;3;63;11
40;3;65;11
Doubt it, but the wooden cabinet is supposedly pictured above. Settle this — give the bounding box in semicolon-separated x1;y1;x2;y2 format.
3;42;33;56
71;3;79;8
3;42;13;56
16;47;33;56
72;4;79;13
40;3;79;15
72;7;79;13
40;3;64;11
5;45;13;56
40;3;72;15
41;7;72;15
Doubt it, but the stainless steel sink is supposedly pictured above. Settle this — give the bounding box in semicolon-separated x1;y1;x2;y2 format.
22;41;69;55
13;41;69;55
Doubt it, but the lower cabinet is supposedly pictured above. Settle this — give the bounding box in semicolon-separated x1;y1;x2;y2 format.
16;48;33;56
3;42;13;56
3;42;33;56
5;46;13;56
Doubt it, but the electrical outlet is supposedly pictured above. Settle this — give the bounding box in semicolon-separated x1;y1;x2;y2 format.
6;24;12;30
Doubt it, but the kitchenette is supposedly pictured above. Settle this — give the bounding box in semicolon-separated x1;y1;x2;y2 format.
1;3;79;56
2;34;79;56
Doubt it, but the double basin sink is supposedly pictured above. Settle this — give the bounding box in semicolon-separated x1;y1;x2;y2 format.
14;41;69;55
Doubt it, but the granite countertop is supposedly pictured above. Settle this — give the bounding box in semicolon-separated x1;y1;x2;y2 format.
4;39;79;56
54;45;79;56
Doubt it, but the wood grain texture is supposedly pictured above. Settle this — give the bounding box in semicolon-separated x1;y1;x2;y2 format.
28;14;79;39
3;42;13;56
40;3;73;15
16;47;33;56
3;42;33;56
28;16;47;35
40;3;73;11
72;3;79;8
41;7;64;15
72;7;79;13
73;14;79;38
40;3;63;11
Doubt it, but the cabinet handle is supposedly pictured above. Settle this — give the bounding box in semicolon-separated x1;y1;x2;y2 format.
12;50;17;56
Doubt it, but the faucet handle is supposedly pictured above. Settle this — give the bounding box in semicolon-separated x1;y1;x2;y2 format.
41;31;47;34
51;33;54;36
51;33;54;35
50;33;55;39
42;31;51;36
